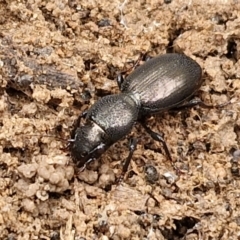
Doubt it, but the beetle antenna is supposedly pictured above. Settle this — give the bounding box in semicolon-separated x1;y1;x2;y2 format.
25;134;68;142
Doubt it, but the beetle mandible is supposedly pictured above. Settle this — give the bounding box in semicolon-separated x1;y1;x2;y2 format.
69;53;204;176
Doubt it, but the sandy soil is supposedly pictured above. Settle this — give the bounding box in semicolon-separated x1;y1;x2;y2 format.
1;0;240;239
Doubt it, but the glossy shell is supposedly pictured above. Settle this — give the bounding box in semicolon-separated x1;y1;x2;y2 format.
121;53;202;114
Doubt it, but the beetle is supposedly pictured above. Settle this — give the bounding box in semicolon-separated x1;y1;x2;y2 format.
69;53;206;177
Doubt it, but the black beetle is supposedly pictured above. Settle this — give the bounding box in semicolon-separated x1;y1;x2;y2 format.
69;53;204;176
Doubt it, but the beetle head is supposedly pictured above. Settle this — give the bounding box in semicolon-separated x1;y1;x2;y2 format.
69;121;109;168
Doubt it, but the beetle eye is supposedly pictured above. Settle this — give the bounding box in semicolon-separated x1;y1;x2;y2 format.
81;151;88;157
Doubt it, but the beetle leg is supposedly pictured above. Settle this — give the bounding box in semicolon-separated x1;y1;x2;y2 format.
116;138;138;183
117;73;125;89
116;52;152;90
141;52;152;62
141;123;173;162
69;110;88;141
76;110;87;125
141;122;182;173
68;110;88;150
171;98;230;111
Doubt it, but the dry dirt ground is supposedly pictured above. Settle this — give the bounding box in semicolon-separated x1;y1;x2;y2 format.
1;0;240;239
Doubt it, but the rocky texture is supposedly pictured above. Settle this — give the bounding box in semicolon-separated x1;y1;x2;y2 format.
0;0;240;239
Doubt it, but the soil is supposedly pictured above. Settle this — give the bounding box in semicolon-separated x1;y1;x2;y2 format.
1;0;240;239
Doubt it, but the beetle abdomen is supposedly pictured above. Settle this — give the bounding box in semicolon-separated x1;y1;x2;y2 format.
121;53;202;114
